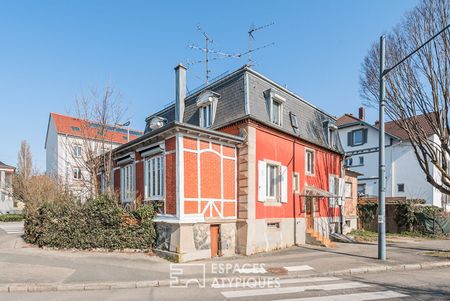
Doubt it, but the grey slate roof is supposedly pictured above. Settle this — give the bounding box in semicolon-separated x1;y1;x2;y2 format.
145;65;343;154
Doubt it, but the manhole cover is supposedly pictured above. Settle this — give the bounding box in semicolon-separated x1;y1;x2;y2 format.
266;267;288;275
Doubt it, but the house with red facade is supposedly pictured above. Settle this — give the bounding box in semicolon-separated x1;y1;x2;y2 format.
106;64;346;261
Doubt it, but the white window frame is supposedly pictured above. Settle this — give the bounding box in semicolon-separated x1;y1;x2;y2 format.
293;172;300;193
120;164;134;204
305;149;315;176
73;167;82;180
73;144;82;158
271;99;282;126
144;154;165;200
265;89;285;126
266;163;280;201
199;103;213;128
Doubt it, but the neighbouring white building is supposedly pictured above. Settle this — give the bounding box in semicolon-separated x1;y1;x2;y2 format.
337;108;449;211
0;161;21;214
44;112;143;199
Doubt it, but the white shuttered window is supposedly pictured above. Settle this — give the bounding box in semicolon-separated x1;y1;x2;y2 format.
144;155;164;199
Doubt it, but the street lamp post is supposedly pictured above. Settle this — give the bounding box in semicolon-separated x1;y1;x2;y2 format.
116;121;131;142
378;35;386;260
377;24;450;261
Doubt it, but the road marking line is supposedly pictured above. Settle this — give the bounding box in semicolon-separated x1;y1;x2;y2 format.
284;265;314;272
221;282;371;298
275;290;408;301
213;277;340;288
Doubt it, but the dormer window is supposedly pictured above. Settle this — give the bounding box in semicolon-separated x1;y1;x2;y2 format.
271;100;282;125
200;103;212;128
196;90;220;128
264;89;286;126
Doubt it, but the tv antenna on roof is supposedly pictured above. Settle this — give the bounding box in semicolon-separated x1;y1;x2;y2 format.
187;26;240;84
247;22;275;67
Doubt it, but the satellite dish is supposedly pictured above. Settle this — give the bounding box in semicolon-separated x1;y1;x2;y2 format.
149;116;166;130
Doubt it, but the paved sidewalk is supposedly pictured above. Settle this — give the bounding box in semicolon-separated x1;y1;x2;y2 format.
0;229;449;292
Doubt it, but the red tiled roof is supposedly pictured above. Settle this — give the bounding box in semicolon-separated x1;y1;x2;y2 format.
50;112;143;145
383;114;436;140
336;114;362;127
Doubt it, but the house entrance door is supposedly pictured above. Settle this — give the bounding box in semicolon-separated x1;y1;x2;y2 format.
305;197;314;230
210;225;220;257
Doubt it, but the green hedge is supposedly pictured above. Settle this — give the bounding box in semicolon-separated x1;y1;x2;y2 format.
0;214;24;222
24;195;156;250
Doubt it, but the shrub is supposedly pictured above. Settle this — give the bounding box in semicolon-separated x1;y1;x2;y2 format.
357;203;378;227
0;214;24;222
394;202;416;232
24;195;156;250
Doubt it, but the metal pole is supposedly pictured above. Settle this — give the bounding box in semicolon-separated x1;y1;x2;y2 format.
378;35;386;260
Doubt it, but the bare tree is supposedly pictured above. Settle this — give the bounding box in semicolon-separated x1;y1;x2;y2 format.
360;0;450;196
61;85;126;199
17;140;32;180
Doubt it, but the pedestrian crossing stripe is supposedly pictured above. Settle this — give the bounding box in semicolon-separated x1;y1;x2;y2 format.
213;277;340;289
284;265;314;272
276;290;408;301
221;281;371;298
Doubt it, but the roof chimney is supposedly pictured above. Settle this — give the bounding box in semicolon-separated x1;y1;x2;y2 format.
175;64;187;123
358;106;365;121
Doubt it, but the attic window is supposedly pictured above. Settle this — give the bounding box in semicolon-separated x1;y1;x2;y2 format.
196;90;220;128
290;112;298;129
264;89;286;127
71;126;80;131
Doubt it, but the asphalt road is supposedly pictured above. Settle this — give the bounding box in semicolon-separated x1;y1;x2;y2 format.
0;267;449;301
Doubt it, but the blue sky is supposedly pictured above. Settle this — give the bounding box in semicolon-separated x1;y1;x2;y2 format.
0;0;419;171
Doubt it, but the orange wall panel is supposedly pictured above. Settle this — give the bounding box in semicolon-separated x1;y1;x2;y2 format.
200;152;221;199
223;158;236;199
184;137;198;150
184;151;198;198
223;146;235;157
184;201;198;214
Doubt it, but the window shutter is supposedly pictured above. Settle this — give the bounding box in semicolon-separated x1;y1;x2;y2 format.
280;165;288;203
329;176;335;207
258;161;266;202
347;131;353;146
363;128;368;144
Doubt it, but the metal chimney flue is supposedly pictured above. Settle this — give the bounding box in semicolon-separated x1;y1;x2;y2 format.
175;64;187;123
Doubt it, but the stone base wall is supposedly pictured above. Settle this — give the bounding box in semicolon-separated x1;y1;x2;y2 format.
153;221;236;262
236;218;306;256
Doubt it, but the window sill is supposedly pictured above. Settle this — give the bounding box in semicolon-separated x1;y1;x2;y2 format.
264;200;282;207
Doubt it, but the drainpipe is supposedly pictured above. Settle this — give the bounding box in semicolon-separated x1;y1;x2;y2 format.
339;156;345;234
292;137;297;245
